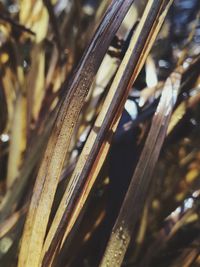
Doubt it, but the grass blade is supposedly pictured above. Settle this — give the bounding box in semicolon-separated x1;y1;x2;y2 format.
100;69;182;266
18;1;135;266
40;0;174;265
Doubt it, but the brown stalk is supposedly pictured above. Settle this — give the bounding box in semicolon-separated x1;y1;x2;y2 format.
43;0;62;52
17;1;135;267
40;0;174;266
6;58;26;188
0;109;56;222
100;68;182;266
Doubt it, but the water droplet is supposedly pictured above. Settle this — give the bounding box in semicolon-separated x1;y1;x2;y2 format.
0;133;9;142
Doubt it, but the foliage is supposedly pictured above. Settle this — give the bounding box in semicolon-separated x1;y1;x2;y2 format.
0;0;200;267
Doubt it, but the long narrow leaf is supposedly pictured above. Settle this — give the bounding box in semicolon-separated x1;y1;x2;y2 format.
18;1;135;267
41;0;174;265
100;69;182;266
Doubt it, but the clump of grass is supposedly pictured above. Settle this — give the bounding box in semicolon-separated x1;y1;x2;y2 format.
1;1;200;267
